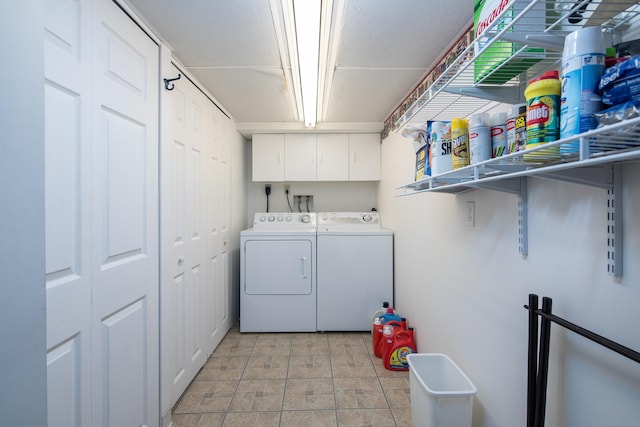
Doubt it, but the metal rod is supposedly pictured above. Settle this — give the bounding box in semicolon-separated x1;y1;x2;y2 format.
534;308;640;364
526;294;539;427
534;297;552;427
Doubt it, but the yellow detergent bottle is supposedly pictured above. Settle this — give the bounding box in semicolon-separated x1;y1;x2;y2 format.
451;118;469;169
524;70;561;160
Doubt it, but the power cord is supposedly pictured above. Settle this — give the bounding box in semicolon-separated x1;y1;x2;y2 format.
264;184;271;212
305;196;310;212
286;187;293;212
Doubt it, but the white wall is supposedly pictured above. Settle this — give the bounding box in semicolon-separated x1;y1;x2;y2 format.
378;131;640;426
0;1;48;425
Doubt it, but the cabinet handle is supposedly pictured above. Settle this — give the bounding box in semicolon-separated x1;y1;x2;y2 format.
352;152;357;163
300;257;307;279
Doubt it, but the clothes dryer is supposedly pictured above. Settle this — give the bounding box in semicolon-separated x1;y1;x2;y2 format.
317;212;393;331
240;212;317;332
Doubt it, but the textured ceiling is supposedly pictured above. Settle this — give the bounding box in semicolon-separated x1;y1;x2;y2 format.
125;0;473;135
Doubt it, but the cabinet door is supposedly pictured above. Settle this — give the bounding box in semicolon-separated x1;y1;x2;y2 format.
349;133;381;181
317;134;349;181
252;134;284;181
285;134;317;181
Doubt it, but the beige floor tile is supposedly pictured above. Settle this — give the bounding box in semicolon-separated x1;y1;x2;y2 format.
333;377;387;409
197;356;249;381
229;379;286;412
336;408;397;426
212;337;257;357
330;354;377;378
173;380;238;413
390;407;413;427
283;378;336;410
288;354;332;378
280;410;338;427
371;355;410;379
253;335;293;355
173;330;415;427
291;335;330;355
222;411;281;427
171;412;225;427
379;377;411;408
242;355;290;379
328;333;369;355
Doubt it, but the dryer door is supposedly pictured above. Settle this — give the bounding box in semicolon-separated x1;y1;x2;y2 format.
244;239;312;295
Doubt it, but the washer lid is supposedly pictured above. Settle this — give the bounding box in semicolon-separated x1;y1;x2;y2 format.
252;212;317;231
317;212;381;231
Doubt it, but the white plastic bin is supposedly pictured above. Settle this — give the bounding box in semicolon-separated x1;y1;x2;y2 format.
406;353;477;427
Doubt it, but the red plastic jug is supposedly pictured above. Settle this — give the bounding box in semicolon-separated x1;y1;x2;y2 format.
375;320;401;358
372;317;383;356
383;319;417;371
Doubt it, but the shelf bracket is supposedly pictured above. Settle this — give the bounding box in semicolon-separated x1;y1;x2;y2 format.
607;164;623;278
499;32;569;50
519;177;528;257
443;86;525;105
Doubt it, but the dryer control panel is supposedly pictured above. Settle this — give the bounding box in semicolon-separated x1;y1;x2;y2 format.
318;212;381;231
253;212;317;229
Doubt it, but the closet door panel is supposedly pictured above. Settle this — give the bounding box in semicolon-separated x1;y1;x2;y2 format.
44;0;92;425
91;1;159;425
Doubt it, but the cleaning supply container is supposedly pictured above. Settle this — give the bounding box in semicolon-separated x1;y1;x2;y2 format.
406;353;477;427
491;112;507;158
524;70;561;160
429;121;452;175
468;113;491;164
371;302;392;324
451;118;469;169
383;318;416;371
560;25;605;154
507;103;527;154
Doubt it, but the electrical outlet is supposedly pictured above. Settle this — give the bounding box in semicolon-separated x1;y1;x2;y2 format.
284;184;290;194
465;201;475;227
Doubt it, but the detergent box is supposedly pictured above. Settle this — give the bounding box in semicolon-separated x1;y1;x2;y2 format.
415;143;430;181
474;0;546;84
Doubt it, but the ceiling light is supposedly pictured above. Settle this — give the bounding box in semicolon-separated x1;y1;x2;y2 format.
292;0;321;128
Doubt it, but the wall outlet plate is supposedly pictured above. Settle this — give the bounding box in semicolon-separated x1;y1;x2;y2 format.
465;201;475;227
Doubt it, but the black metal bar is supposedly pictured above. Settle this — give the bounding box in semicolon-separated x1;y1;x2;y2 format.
534;309;640;364
534;297;552;427
526;294;539;427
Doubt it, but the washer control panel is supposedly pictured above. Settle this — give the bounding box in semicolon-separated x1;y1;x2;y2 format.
253;212;317;229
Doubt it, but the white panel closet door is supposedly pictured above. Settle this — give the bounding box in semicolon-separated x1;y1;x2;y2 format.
204;105;227;355
161;70;209;403
44;0;92;425
91;0;159;426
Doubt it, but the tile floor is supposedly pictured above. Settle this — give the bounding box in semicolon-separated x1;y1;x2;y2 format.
171;326;412;426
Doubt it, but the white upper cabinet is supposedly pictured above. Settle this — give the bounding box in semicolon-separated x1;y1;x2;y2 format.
317;134;349;181
285;134;317;181
349;133;380;181
252;134;285;181
251;133;381;182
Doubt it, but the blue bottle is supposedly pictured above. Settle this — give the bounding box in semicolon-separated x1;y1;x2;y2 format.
379;307;402;324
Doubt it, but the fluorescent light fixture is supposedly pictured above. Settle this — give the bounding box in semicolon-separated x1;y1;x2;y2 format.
292;0;321;128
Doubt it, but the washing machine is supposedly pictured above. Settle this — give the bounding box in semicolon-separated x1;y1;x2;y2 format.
240;212;317;332
317;212;393;331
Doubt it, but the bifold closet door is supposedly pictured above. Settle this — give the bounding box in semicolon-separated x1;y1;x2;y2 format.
44;0;160;426
44;0;92;425
161;66;230;407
